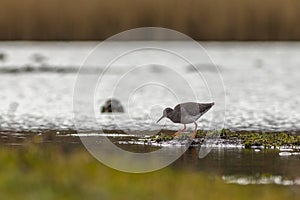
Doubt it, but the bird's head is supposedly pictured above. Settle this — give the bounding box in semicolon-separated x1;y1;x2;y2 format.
156;107;173;123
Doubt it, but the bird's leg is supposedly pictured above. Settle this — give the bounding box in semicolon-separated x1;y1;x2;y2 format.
191;122;198;139
173;124;186;137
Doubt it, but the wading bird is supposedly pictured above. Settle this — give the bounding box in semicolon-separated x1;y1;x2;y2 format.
157;102;214;138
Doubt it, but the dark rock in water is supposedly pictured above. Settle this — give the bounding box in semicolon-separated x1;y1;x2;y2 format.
0;52;7;62
101;99;124;113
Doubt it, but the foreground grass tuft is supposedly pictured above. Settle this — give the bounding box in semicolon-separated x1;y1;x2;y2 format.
0;144;298;200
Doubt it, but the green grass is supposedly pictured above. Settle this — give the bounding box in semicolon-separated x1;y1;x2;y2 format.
0;144;298;200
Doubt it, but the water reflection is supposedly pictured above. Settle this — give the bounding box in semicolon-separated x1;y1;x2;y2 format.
172;148;300;185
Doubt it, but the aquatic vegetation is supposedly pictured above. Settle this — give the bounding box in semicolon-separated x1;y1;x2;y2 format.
151;132;173;142
220;129;300;149
151;129;300;149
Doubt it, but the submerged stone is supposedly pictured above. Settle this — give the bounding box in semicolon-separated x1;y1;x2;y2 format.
101;99;124;113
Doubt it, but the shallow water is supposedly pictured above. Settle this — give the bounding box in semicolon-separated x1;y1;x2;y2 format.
1;129;299;185
173;148;300;182
0;42;300;132
1;41;300;185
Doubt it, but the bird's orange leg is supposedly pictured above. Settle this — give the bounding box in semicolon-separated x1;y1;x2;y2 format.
191;122;198;139
173;124;186;137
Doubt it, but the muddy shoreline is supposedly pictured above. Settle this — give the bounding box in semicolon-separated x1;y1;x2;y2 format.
1;128;300;150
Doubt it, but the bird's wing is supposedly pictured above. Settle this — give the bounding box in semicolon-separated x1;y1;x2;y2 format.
198;103;214;113
175;102;214;116
174;102;198;116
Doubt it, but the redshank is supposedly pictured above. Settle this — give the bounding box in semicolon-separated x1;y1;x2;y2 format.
156;102;214;138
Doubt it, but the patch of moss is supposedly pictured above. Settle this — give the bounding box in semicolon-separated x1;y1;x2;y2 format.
220;128;239;138
239;132;300;149
150;132;173;142
150;129;221;143
196;130;207;138
150;128;300;149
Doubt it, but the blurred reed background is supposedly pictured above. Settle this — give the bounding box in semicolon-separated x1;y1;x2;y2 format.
0;0;299;40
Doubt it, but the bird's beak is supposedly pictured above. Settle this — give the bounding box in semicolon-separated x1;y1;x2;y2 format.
156;115;165;123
